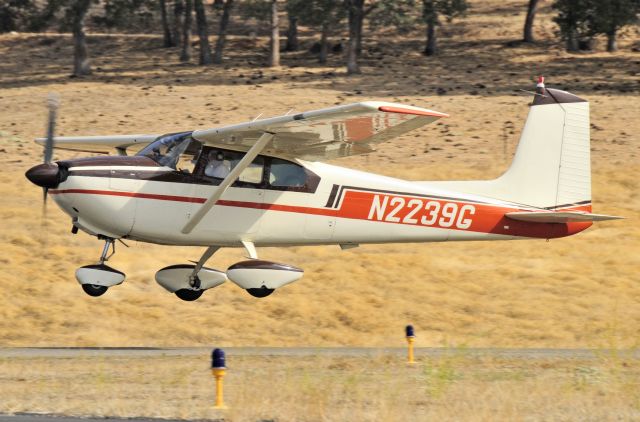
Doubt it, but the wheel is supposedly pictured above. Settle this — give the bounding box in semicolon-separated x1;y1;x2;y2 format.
81;284;108;297
175;289;204;301
247;287;274;298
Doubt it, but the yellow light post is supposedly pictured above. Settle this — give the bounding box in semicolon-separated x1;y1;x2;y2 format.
405;325;416;364
211;348;227;409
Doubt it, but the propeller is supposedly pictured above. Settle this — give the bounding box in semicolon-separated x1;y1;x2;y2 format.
42;93;59;215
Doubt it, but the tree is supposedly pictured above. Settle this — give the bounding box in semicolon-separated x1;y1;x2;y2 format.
422;0;467;56
268;0;280;66
70;0;93;76
173;0;184;48
213;0;233;64
523;0;539;43
344;0;364;74
284;3;298;51
160;0;175;47
590;0;640;52
0;0;37;33
288;0;344;63
180;0;193;62
194;0;212;64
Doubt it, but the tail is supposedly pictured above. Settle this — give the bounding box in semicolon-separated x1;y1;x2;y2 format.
425;78;592;210
493;78;591;209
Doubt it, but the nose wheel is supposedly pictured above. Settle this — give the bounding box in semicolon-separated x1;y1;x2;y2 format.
76;238;126;297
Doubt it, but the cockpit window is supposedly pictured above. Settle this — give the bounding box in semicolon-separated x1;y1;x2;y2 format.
137;131;197;170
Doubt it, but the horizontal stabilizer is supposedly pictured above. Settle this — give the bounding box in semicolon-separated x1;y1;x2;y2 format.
505;211;623;223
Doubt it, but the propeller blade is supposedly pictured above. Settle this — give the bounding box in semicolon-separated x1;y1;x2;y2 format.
44;93;59;164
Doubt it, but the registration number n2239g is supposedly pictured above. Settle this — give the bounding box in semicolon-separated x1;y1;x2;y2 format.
367;195;476;229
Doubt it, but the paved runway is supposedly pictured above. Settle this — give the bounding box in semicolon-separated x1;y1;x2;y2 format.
1;346;638;360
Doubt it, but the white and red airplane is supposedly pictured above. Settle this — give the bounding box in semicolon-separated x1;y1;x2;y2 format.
25;78;621;300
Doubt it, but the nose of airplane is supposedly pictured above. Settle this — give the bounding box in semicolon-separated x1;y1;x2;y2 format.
25;163;65;188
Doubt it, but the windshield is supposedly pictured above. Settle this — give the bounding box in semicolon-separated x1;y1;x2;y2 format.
137;131;194;169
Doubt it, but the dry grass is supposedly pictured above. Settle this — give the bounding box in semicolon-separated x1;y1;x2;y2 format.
1;351;639;421
0;0;639;349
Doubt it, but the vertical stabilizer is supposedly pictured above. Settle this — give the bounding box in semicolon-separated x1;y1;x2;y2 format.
495;80;591;208
423;79;592;210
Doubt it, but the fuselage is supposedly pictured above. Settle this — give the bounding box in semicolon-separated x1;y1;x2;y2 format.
48;154;591;247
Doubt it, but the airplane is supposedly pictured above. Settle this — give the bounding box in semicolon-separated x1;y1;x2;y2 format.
25;77;622;301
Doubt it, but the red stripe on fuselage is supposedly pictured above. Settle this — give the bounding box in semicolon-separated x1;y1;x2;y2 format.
49;188;591;239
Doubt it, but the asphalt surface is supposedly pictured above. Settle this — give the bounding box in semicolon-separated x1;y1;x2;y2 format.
0;416;204;422
1;346;639;360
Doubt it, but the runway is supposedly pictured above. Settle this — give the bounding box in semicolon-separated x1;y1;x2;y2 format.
0;415;200;422
1;346;638;360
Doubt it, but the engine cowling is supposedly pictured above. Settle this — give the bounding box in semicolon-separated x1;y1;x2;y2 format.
155;264;226;293
226;260;303;290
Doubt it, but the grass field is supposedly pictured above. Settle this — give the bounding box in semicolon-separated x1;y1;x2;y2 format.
1;351;639;421
0;0;638;351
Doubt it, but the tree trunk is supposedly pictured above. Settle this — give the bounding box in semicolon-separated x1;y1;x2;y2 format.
285;14;298;51
173;0;183;48
160;0;174;47
213;0;233;64
346;0;362;74
180;0;193;62
523;0;538;43
606;29;617;52
268;0;279;67
319;22;329;63
194;0;212;64
424;18;437;56
71;0;92;76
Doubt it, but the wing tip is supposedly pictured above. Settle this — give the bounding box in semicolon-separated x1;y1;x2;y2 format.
378;105;449;118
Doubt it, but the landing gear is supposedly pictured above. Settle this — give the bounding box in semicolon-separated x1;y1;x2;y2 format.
247;287;275;298
75;237;126;297
175;289;204;301
82;284;108;297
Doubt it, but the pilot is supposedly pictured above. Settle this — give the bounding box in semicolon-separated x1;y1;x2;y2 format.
205;151;231;178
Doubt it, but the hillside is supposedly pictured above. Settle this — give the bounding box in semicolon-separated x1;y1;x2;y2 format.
0;0;638;348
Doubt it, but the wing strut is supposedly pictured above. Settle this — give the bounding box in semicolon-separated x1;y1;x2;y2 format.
181;131;275;234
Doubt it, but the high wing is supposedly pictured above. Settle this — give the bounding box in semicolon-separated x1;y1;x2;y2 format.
192;101;448;161
35;134;159;155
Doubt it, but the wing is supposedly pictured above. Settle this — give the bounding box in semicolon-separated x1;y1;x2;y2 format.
34;134;159;155
192;101;447;161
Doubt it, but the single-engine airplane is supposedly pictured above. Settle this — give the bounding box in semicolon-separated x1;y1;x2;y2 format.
25;77;621;301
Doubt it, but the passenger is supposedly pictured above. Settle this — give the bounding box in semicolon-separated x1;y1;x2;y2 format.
204;151;231;178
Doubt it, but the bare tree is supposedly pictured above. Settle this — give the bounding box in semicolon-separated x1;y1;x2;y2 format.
180;0;193;62
523;0;539;42
213;0;233;64
71;0;92;76
268;0;280;67
194;0;212;64
160;0;175;47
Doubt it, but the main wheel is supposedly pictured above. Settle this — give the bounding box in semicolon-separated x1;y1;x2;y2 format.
247;287;274;298
175;289;204;301
81;284;108;297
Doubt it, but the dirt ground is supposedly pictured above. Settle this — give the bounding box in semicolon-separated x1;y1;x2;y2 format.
0;0;639;349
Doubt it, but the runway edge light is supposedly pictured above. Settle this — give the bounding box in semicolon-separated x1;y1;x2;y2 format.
405;325;416;364
211;348;227;409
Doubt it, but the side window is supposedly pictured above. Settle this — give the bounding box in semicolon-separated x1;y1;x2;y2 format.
234;157;264;184
196;148;264;187
269;158;308;188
